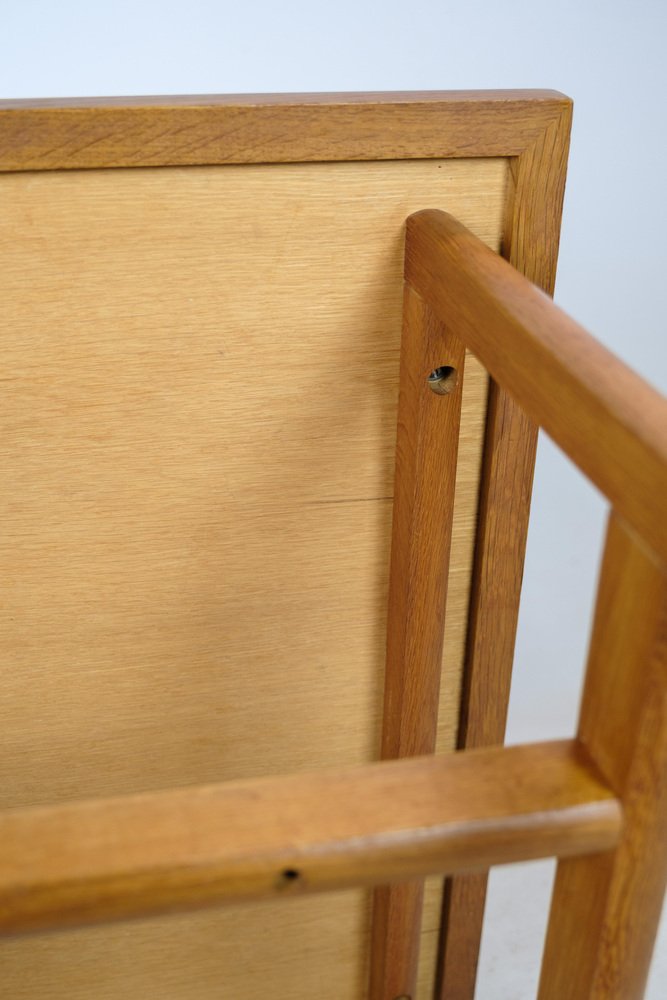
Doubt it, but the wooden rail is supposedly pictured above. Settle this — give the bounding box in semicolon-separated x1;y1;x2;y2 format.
388;210;667;1000
0;741;618;936
404;210;667;561
369;284;466;1000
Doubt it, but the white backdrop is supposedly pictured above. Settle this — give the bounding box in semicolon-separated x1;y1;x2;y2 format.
2;2;666;996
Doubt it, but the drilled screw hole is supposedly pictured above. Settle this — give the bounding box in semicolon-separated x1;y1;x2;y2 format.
280;868;301;885
427;365;458;395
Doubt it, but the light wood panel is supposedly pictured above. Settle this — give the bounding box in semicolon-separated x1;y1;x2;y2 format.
0;158;502;999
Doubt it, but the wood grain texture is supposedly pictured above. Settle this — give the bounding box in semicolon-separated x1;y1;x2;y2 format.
0;158;500;999
0;91;573;1000
539;515;667;1000
369;288;466;999
405;209;667;562
436;102;572;1000
0;90;570;172
0;741;620;937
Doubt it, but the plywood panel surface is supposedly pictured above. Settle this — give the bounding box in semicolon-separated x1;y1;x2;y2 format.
0;158;506;998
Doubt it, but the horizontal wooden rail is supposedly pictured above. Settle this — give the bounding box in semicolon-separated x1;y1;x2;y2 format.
405;210;667;561
0;741;619;937
0;90;569;172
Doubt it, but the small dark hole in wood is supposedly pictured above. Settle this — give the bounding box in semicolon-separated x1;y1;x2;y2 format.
427;365;458;395
281;868;300;883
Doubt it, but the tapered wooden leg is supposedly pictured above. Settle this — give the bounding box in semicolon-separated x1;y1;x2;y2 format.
435;384;538;1000
433;115;570;998
369;283;465;1000
436;872;490;1000
538;513;667;1000
370;884;425;1000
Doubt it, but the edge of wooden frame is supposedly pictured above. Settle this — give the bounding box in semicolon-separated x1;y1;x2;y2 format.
436;95;572;999
0;89;571;171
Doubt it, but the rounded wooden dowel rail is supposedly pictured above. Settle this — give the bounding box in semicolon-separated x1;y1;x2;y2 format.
405;209;667;562
0;741;618;937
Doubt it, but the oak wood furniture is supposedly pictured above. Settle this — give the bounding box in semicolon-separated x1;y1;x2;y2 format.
1;91;665;1000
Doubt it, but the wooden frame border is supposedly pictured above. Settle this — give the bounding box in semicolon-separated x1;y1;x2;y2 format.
0;90;569;171
0;91;572;1000
437;99;573;1000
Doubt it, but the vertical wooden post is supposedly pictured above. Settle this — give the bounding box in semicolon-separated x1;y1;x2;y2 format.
538;513;667;999
369;283;465;1000
435;381;538;1000
435;103;573;1000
